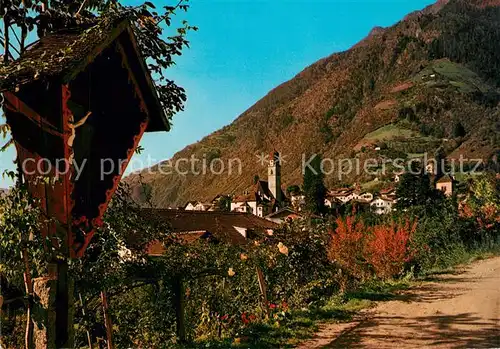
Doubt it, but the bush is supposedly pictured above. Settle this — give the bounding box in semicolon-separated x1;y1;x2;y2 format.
365;220;417;279
328;216;367;280
259;220;338;307
328;216;417;281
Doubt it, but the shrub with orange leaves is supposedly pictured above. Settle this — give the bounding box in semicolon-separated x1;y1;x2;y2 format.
328;215;368;279
364;220;418;279
329;215;417;280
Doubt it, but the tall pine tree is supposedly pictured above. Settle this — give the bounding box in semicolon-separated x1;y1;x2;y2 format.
303;154;327;215
396;162;444;210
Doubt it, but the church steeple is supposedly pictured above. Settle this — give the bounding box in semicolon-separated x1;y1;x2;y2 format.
268;151;281;203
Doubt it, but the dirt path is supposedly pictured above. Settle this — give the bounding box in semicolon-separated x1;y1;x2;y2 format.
298;257;500;349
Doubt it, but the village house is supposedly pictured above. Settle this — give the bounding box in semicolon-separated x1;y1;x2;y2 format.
230;151;287;217
194;202;213;211
370;196;396;215
327;188;354;204
290;193;306;211
325;186;374;207
324;195;340;208
265;207;303;224
436;174;454;197
347;190;362;202
183;201;197;210
380;186;397;200
230;182;274;217
358;192;374;202
184;201;213;211
231;201;254;214
426;160;436;175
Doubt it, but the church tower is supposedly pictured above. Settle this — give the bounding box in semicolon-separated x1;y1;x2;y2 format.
268;151;282;203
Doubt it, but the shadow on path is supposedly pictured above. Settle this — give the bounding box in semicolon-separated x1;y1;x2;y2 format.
325;312;500;349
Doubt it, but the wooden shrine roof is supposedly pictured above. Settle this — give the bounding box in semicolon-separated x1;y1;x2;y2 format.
0;16;122;90
0;14;168;132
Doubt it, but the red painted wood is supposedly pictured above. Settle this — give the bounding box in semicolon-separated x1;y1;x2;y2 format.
4;35;156;259
4;90;77;257
115;41;148;114
74;117;150;258
3;92;64;138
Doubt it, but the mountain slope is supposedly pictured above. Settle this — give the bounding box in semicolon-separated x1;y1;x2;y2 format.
126;0;500;207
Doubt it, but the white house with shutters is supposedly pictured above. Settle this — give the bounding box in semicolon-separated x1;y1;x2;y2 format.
370;197;396;215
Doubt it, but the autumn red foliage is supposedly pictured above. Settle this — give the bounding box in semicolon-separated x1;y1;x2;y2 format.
365;220;418;279
328;215;367;279
461;202;500;230
329;215;417;280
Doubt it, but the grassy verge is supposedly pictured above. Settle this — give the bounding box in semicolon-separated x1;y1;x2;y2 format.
182;279;412;349
417;247;500;280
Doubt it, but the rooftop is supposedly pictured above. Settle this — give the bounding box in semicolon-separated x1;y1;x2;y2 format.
139;209;278;249
0;14;168;132
0;15;122;90
436;174;454;184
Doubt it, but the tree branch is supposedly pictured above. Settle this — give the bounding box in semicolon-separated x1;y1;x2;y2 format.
3;296;27;305
20;23;27;53
154;0;185;27
3;17;10;63
87;280;159;311
75;0;88;17
9;26;22;48
0;33;21;57
1;138;14;152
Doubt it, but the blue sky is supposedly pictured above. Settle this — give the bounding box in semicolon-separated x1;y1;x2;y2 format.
0;0;435;187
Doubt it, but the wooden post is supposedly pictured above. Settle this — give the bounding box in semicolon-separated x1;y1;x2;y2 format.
17;157;34;349
22;248;34;349
256;267;269;319
55;260;74;348
79;293;93;349
101;291;114;349
173;277;186;343
33;264;57;349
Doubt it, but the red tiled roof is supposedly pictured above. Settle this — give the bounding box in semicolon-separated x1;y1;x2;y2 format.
328;188;354;196
265;207;298;219
147;231;210;256
436;175;453;184
380;186;396;194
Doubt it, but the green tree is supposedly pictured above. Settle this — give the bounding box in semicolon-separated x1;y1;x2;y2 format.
464;174;500;235
452;121;466;138
0;178;58;348
253;174;260;185
286;185;301;196
396;164;444;210
303;154;326;215
434;146;447;179
214;195;231;212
